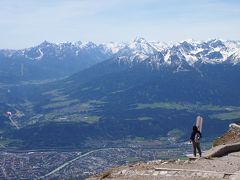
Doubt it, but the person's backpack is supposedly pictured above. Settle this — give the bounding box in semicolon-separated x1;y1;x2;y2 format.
194;132;201;143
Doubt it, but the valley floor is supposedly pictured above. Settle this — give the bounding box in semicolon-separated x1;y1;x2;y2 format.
0;140;198;179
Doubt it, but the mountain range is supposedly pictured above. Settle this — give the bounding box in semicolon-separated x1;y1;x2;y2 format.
0;38;240;149
0;38;240;82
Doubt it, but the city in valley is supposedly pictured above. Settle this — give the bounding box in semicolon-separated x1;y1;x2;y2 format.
0;141;194;179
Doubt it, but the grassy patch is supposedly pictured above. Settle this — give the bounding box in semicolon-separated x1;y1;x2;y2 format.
42;89;61;96
167;129;185;138
39;113;100;124
136;102;240;112
31;99;105;124
0;138;23;148
132;137;145;141
137;117;153;121
0;139;12;146
50;96;69;102
209;111;240;120
124;157;143;163
81;116;100;124
88;100;105;105
42;100;79;109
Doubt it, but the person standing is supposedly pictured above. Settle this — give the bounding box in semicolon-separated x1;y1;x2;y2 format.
190;125;202;157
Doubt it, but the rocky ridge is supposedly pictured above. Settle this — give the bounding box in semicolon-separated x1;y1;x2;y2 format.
1;38;240;66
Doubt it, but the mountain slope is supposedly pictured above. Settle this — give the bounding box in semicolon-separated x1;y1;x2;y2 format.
0;41;114;82
4;55;239;149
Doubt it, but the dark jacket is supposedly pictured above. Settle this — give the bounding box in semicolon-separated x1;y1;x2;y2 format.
190;130;202;142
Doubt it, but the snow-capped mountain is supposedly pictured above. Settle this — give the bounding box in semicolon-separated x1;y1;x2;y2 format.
111;38;240;68
2;40;113;62
0;38;239;82
1;38;240;65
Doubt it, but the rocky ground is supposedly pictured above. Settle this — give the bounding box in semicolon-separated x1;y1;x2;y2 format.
89;151;240;180
213;123;240;146
89;123;240;180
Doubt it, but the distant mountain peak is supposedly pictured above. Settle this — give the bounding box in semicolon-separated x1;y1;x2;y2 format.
132;37;148;43
80;41;97;49
180;38;198;44
39;40;54;47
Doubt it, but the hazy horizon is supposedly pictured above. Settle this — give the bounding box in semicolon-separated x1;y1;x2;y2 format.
1;0;240;49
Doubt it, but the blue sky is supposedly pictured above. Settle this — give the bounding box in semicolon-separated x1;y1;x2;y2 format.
0;0;240;49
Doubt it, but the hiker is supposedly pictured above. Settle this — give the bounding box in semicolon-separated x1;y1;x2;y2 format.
190;125;202;157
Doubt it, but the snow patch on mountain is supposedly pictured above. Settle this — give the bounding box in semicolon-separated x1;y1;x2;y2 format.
0;38;240;68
